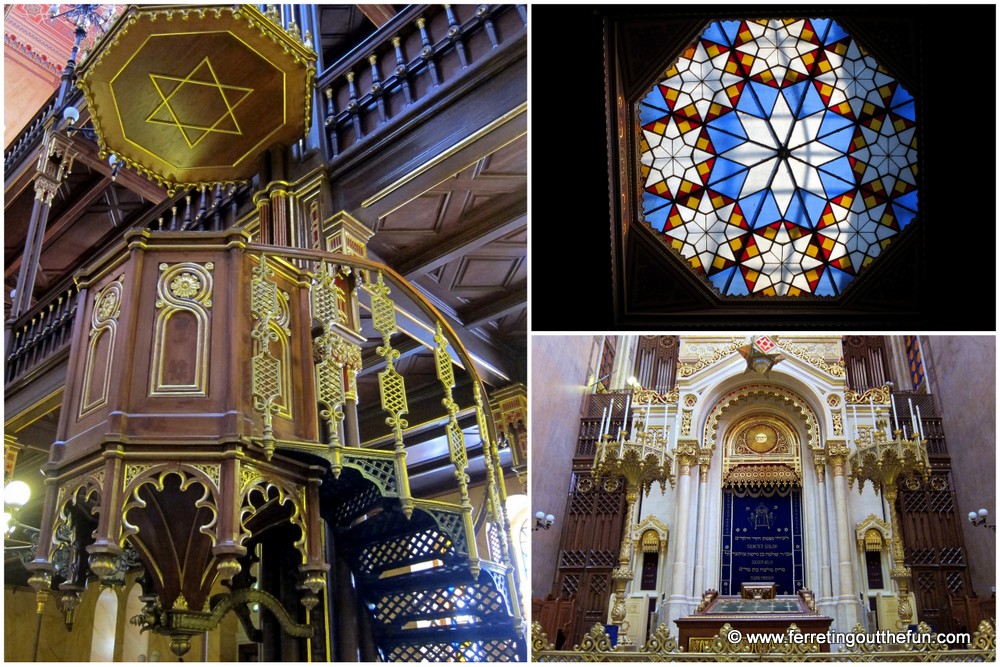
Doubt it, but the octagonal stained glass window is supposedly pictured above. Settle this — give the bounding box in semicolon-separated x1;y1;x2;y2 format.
639;18;918;297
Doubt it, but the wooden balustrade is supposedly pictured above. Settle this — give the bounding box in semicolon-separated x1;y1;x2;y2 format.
318;4;526;160
5;283;79;385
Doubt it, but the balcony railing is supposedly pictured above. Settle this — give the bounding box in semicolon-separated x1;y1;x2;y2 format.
318;4;526;160
5;279;79;387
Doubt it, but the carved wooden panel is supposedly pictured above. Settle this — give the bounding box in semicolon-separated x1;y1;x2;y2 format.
551;469;625;646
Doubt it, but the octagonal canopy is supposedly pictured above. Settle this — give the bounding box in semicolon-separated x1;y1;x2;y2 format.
638;18;918;297
78;5;316;193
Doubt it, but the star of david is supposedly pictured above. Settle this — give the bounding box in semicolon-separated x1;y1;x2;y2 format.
146;57;254;148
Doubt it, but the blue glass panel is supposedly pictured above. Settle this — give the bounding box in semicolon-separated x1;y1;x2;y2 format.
894;190;919;213
784;192;812;228
798;82;826;118
800;191;828;227
719;20;741;45
893;201;917;229
738;190;768;228
827;266;854;293
641;86;671;113
814;269;837;296
818;157;856;196
645;208;671;232
711;171;748;200
642;190;673;215
709;266;735;291
745;82;779;119
890;85;914;109
893;100;916;122
707;115;748;142
752;191;782;228
702;21;733;47
810;18;834;43
640;103;670;126
781;82;811;118
824;20;848;44
727;268;751;296
708;157;746;184
817;125;854;152
817;109;854;137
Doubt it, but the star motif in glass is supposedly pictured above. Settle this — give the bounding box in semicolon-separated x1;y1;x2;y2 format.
639;18;918;296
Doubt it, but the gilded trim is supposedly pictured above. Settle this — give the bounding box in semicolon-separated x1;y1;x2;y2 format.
79;276;125;419
149;262;214;397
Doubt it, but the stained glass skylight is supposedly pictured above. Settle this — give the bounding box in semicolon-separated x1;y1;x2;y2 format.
639;19;917;297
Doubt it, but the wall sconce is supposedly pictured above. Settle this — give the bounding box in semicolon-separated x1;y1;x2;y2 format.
62;106;123;180
534;511;554;531
968;508;995;532
3;480;31;532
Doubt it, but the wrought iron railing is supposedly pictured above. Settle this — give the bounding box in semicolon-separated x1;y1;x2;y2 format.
244;243;523;625
317;4;527;160
532;621;997;662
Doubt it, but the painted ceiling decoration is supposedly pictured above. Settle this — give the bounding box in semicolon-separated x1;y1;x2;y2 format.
638;18;918;297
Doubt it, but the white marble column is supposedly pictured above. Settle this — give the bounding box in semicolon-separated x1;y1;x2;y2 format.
666;441;698;631
827;442;861;630
813;452;834;602
691;447;712;599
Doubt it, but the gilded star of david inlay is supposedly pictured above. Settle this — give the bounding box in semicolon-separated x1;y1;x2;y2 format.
146;57;254;148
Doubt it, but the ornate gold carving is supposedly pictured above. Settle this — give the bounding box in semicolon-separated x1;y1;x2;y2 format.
832;410;844;436
695;589;718;613
723;414;801;486
531;622;554;656
856;514;891;552
150;262;214;396
632;515;669;554
79;276;124;418
239;474;307;562
368;272;411;518
846;384;891;405
705;384;819;455
770;337;846;376
311;261;353;474
370;273;408;443
121;466;221;548
250;255;291;458
681;409;692;436
678;338;743;377
642;624;679;654
574;623;614;653
827;393;841;408
969;620;996;655
632;387;679;405
722;463;798;487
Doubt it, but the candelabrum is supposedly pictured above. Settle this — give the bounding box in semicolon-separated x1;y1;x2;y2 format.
592;397;674;645
847;405;929;630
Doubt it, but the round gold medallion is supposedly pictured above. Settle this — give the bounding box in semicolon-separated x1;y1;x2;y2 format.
746;424;777;453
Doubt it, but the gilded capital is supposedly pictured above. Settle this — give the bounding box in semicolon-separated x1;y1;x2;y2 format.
825;440;850;476
813;451;827;482
676;441;699;473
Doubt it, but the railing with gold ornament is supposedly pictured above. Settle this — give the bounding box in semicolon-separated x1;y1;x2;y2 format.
244;242;523;624
531;620;997;662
